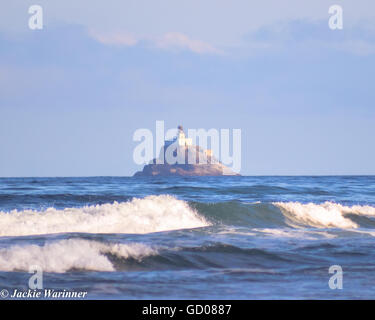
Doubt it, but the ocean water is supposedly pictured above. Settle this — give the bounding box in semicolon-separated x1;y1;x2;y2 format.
0;176;375;299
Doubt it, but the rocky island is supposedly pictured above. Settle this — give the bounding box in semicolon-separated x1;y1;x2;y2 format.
134;126;240;177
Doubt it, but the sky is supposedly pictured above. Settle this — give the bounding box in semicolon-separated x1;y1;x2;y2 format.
0;0;374;176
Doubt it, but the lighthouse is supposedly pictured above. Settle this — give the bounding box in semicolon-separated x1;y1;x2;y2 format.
176;125;192;146
164;125;192;149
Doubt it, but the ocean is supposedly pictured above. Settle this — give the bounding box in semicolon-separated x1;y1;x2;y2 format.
0;176;374;299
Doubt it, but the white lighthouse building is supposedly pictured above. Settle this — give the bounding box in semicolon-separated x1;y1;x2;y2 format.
176;125;192;146
164;125;192;148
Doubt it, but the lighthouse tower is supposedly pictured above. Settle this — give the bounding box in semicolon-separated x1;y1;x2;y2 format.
176;125;192;146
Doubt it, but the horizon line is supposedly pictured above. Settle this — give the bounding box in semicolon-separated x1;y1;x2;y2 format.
0;174;374;178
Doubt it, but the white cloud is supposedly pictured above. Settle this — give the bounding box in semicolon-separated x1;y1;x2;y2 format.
88;30;222;55
155;32;222;55
88;30;138;46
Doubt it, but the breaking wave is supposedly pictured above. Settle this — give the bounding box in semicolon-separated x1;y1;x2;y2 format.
0;239;158;272
194;201;375;229
274;201;375;229
0;239;288;273
0;195;210;236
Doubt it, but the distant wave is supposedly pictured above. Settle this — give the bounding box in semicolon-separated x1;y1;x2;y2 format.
0;193;133;203
0;195;209;236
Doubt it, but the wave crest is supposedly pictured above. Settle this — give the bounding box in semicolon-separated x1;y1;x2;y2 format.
0;239;158;272
274;201;375;229
0;195;209;236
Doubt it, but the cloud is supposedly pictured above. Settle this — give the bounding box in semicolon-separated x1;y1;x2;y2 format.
242;19;375;56
88;29;138;46
88;29;222;55
155;32;223;55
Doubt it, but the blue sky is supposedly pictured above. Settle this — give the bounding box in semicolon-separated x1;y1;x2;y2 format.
0;0;374;176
